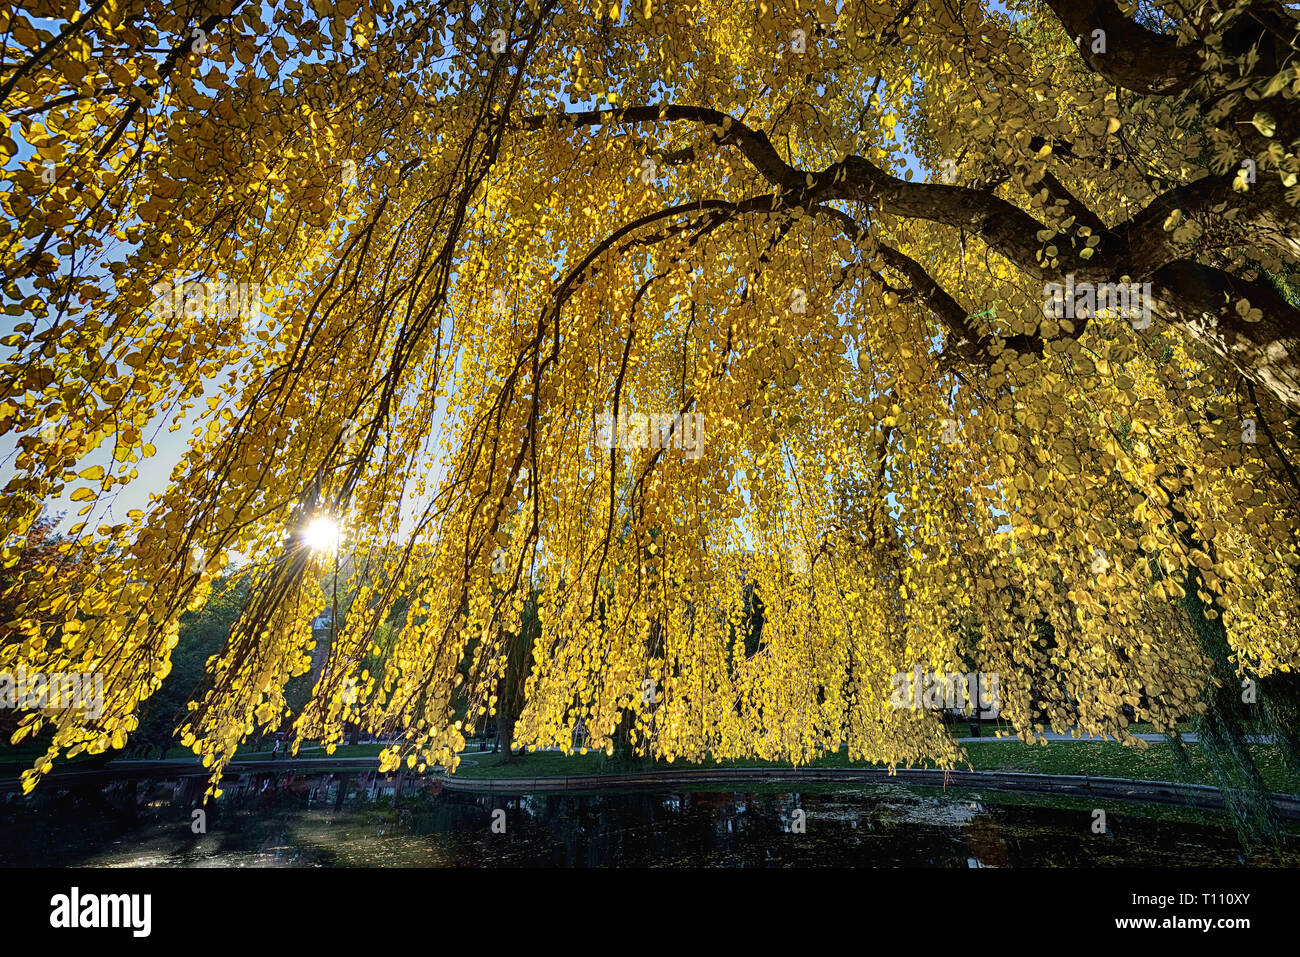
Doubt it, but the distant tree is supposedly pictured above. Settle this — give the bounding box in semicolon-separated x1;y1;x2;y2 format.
0;512;95;745
493;587;540;763
133;575;249;758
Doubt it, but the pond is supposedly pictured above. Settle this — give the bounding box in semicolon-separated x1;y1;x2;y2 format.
1;771;1295;867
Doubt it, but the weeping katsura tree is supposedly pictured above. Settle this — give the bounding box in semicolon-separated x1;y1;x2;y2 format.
2;0;1299;800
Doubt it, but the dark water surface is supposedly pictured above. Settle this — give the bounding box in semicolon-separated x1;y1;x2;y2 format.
1;771;1295;866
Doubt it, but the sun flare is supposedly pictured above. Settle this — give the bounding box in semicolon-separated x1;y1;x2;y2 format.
301;515;341;553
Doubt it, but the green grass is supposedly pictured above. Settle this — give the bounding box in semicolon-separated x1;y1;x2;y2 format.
229;743;388;760
1127;721;1196;736
964;740;1300;791
0;741;106;769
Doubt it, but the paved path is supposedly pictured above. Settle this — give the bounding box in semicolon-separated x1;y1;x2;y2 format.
431;767;1300;820
954;731;1275;743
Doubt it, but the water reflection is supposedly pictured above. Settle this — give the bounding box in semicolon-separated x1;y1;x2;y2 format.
1;771;1294;867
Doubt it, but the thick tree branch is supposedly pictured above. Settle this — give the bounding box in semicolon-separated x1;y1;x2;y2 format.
831;156;1061;279
1042;0;1198;95
1114;172;1300;276
521;105;1062;279
1151;260;1300;411
523;103;1300;412
1038;169;1111;238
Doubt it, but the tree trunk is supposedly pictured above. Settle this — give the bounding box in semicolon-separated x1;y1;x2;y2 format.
496;712;518;764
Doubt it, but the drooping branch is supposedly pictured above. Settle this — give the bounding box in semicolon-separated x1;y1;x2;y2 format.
1038;169;1111;239
518;104;803;192
1045;0;1300;146
0;0;112;108
813;205;1043;370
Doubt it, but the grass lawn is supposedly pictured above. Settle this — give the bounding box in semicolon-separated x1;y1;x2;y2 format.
0;741;106;769
962;740;1300;792
229;743;389;760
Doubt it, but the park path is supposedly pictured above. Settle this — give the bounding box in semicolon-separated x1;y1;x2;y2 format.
954;731;1275;743
165;731;1280;761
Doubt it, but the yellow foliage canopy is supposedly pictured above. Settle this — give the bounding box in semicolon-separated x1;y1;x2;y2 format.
1;0;1298;794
